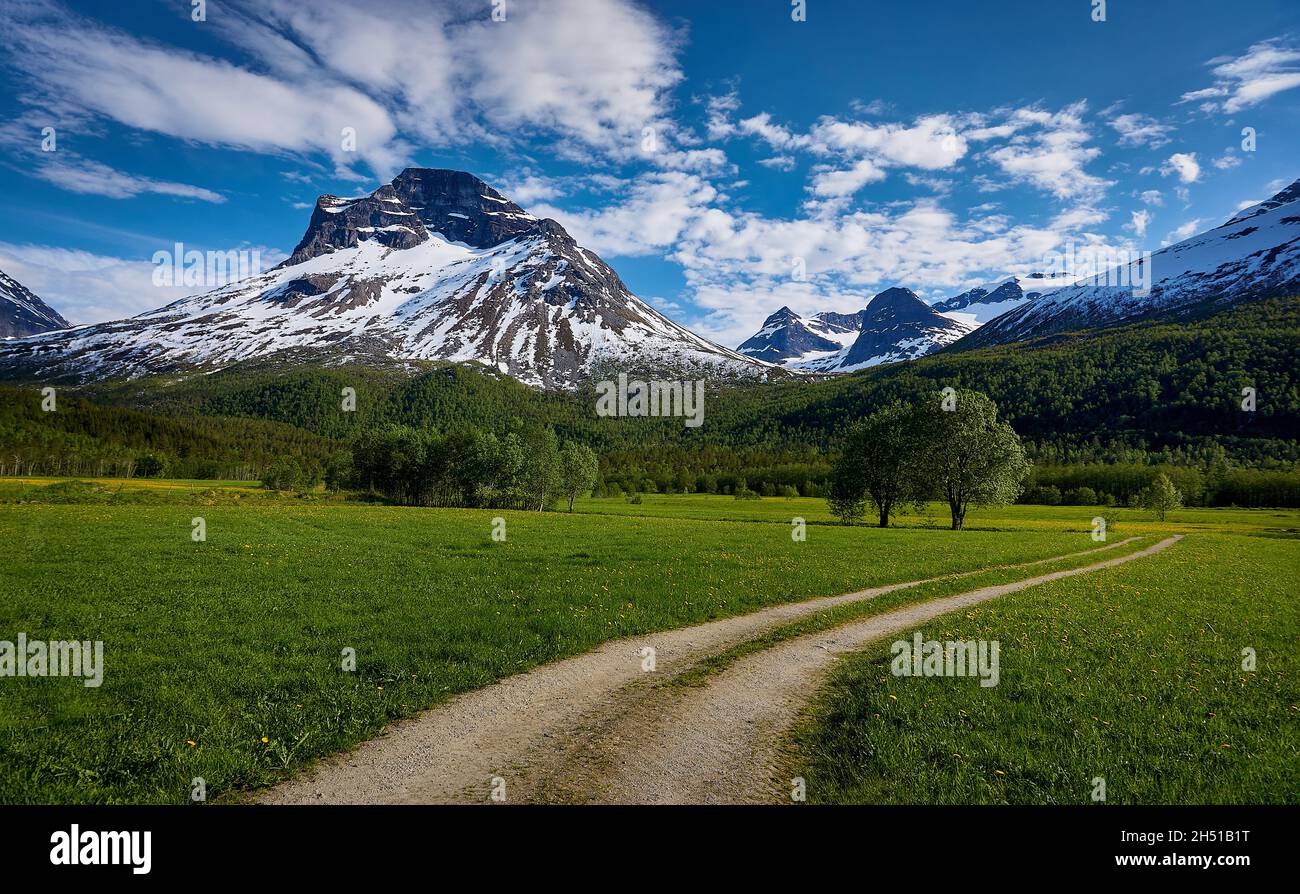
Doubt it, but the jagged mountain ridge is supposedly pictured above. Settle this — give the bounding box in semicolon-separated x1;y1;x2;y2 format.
737;287;972;372
931;274;1071;327
735;306;865;364
0;269;69;339
0;169;769;389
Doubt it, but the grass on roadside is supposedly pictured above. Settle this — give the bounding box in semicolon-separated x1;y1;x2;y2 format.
786;532;1300;804
668;536;1156;690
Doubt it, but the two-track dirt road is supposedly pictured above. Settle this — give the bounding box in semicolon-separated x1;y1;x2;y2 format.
259;535;1180;805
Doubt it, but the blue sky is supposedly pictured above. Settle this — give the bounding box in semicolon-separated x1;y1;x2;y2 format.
1;0;1298;344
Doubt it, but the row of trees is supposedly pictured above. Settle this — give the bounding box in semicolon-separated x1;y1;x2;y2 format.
829;391;1029;530
1018;461;1300;508
347;424;598;510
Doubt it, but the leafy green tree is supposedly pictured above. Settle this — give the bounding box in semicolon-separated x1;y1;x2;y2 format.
827;465;868;525
521;427;560;511
559;441;599;512
262;457;303;491
919;390;1030;530
324;453;352;493
832;403;927;527
134;454;165;478
1139;472;1183;520
1062;486;1098;505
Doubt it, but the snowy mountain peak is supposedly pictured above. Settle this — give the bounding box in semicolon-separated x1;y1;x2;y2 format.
1222;177;1300;228
835;287;972;370
930;275;1070;328
287;168;541;265
0;268;69;339
0;171;767;389
738;286;972;373
861;287;931;322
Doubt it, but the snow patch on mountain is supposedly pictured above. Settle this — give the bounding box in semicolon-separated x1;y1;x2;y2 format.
738;287;973;373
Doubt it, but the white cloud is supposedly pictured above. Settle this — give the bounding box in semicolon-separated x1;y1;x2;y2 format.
756;155;797;171
0;244;193;323
984;103;1111;200
1108;113;1174;148
1161;152;1201;183
1;2;404;176
703;92;741;141
1213;152;1242;170
547;169;1133;347
1051;207;1108;231
809;159;887;198
0;242;287;324
1139;189;1164;206
500;173;566;205
1162;219;1203;246
807;115;968;170
1;0;689;177
722;106;969;198
34;158;225;203
1179;38;1300;113
1128;209;1152;240
532;171;718;257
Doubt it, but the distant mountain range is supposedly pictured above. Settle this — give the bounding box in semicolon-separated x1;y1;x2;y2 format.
738;287;974;372
2;173;1297;390
0;269;68;339
737;177;1300;368
930;274;1070;326
0;169;769;389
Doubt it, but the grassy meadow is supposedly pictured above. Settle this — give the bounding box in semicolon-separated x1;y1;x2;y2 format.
3;482;1095;804
1;477;1295;803
788;531;1300;804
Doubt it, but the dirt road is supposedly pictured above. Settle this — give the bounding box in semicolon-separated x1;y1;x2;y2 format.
258;535;1175;804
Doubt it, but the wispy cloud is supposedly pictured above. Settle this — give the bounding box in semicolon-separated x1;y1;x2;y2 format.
0;0;692;178
35;158;225;203
1161;152;1201;184
1107;112;1174;149
1179;38;1300;114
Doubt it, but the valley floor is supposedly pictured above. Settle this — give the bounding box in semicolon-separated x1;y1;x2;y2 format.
0;482;1295;804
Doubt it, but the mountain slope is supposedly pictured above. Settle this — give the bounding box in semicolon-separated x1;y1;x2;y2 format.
0;169;768;390
0;269;69;338
956;177;1300;349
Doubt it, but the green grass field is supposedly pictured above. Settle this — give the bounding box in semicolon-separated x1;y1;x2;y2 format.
2;489;1094;804
788;531;1300;804
1;478;1295;804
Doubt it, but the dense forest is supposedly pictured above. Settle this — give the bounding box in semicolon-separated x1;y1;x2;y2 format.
2;297;1297;505
0;386;336;480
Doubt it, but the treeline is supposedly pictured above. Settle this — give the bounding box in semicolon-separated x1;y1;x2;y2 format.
597;444;832;497
345;424;598;510
75;297;1300;469
3;298;1296;507
1023;463;1300;508
0;386;337;480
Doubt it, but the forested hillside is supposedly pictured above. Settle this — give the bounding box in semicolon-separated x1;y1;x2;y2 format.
2;297;1296;502
0;387;337;479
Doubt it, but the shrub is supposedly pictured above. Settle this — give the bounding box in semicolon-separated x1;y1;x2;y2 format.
1062;486;1098;505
